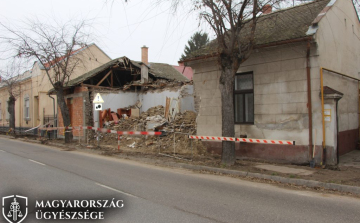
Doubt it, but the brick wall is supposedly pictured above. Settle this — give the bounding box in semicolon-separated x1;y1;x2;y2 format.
71;97;84;136
57;87;87;137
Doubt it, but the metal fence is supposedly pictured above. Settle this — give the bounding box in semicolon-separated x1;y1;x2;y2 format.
0;126;38;136
43;115;57;127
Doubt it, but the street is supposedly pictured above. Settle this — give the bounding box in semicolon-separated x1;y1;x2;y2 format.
0;137;360;223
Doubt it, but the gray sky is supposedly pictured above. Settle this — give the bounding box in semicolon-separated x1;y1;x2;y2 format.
0;0;210;68
2;0;355;71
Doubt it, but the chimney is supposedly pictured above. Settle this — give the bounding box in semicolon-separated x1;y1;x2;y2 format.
140;46;149;83
141;45;149;65
262;4;272;14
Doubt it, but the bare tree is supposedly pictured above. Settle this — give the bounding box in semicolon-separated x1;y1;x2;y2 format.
165;0;282;165
0;20;90;142
0;59;24;134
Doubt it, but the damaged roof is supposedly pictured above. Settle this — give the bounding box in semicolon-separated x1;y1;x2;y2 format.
183;0;330;60
63;58;122;88
49;56;187;93
148;62;188;81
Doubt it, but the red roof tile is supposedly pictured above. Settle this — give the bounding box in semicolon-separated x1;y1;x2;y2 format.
173;65;193;80
43;46;86;68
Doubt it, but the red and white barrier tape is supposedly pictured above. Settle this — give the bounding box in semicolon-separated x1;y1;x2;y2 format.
189;135;295;145
38;126;162;136
190;135;237;141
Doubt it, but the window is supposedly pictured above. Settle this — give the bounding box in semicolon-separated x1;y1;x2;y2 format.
24;97;30;119
234;72;254;124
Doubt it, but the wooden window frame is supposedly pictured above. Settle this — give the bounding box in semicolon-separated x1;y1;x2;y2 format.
234;71;254;125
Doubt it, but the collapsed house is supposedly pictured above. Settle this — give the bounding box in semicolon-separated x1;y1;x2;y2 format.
48;46;194;138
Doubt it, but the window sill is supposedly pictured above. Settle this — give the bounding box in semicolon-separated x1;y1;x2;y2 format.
235;123;254;125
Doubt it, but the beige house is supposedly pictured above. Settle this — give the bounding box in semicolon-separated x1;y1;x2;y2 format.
184;0;360;165
0;43;111;131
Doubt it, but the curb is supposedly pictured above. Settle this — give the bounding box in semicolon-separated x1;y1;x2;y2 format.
168;162;360;195
5;136;360;195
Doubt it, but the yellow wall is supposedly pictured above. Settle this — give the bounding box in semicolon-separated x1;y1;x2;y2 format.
0;87;9;126
0;43;111;128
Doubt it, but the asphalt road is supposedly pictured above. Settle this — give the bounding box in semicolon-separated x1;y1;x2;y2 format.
0;137;360;223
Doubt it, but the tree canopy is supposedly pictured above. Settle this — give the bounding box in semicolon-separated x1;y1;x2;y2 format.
180;31;209;61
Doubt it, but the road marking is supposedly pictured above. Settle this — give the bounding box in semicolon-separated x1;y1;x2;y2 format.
96;183;138;198
29;159;46;166
0;150;5;152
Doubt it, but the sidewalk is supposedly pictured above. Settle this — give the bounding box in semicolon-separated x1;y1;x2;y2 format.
4;134;360;196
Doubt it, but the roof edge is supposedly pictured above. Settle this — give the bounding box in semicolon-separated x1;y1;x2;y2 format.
179;36;313;63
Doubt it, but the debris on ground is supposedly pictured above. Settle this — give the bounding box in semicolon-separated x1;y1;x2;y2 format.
92;105;206;158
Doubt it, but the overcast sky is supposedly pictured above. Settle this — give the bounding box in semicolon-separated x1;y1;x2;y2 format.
0;0;212;68
2;0;354;71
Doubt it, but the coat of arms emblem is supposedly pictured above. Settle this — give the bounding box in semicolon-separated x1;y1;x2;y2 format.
2;195;28;223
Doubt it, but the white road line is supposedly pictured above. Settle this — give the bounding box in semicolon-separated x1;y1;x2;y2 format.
0;150;5;152
29;159;46;166
96;183;138;198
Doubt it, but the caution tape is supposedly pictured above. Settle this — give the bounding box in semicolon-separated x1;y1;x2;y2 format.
189;135;295;145
189;135;237;141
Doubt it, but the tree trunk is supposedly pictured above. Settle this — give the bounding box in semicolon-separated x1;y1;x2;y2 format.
7;95;16;135
219;63;237;166
56;87;73;143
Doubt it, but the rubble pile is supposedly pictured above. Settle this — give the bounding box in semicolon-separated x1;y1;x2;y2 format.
97;105;206;157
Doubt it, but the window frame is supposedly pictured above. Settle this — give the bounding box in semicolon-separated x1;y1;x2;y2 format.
234;71;254;125
24;96;30;120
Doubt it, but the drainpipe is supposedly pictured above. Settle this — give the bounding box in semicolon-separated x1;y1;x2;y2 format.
31;79;33;127
306;42;313;160
19;85;21;133
336;99;340;164
320;67;325;165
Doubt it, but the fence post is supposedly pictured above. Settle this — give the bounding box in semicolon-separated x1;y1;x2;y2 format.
191;137;193;160
173;133;176;156
97;130;100;147
118;134;120;151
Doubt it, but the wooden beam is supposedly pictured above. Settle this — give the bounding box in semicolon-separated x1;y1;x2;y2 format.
81;83;119;90
106;77;111;86
96;70;112;86
111;71;113;87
